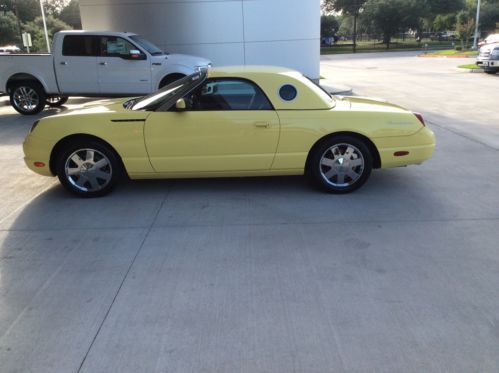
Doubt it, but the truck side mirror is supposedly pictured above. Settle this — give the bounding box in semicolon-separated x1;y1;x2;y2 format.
126;49;146;60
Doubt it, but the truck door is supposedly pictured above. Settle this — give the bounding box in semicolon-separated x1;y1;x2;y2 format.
97;36;151;95
54;35;99;94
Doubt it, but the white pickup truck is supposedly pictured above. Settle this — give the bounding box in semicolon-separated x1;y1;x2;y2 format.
0;31;212;114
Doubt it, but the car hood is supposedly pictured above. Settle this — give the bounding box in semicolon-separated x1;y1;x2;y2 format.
156;53;211;68
480;42;499;53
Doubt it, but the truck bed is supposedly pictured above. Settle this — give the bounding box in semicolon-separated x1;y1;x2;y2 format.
0;54;59;94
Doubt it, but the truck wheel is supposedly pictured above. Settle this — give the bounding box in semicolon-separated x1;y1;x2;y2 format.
10;81;46;115
47;96;69;107
484;68;498;75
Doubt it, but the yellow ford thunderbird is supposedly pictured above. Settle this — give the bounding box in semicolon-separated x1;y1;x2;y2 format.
23;66;435;197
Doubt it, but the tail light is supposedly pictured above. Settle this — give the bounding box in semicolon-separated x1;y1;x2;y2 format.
414;112;425;126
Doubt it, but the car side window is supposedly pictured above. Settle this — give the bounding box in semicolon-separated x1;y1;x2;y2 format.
99;36;141;57
62;35;99;56
185;79;273;111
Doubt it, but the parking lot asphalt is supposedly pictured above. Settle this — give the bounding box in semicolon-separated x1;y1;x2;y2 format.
0;53;498;372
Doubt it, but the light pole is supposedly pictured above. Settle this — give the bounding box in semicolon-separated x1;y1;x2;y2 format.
472;0;481;49
39;0;51;53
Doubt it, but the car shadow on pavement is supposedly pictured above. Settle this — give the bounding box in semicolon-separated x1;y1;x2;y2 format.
0;170;446;233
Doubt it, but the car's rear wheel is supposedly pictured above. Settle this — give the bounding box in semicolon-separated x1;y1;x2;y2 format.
309;135;373;193
56;141;121;197
9;81;46;115
47;96;69;107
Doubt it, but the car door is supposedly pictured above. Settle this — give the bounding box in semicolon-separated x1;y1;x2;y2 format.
54;35;99;94
97;36;151;95
144;78;280;173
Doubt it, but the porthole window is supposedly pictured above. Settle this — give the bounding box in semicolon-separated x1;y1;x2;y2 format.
279;84;298;101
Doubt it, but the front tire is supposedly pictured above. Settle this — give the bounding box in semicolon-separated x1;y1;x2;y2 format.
309;135;373;193
9;81;46;115
56;141;122;197
484;68;498;74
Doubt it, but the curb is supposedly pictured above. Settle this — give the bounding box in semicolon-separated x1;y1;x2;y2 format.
418;54;477;58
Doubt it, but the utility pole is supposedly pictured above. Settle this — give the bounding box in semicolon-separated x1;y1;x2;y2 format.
472;0;481;49
39;0;51;53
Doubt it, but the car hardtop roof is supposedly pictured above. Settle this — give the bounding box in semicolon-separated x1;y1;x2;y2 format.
208;65;302;79
56;30;138;37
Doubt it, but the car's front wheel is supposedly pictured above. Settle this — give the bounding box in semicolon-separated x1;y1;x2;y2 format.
56;141;122;197
309;135;373;193
484;68;498;74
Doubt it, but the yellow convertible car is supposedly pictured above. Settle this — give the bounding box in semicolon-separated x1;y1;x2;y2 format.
23;66;435;197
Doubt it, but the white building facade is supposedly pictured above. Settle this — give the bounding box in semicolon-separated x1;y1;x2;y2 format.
79;0;321;79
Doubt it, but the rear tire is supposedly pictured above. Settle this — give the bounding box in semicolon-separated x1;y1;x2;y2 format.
309;135;373;193
47;96;69;107
56;140;122;197
9;81;46;115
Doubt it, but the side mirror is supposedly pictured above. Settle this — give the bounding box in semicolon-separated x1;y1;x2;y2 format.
123;49;146;60
175;98;187;111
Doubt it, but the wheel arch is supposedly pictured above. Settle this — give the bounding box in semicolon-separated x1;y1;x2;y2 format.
158;73;187;89
6;73;47;93
49;134;126;176
305;131;382;173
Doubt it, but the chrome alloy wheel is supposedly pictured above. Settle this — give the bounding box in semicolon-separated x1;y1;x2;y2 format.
319;143;365;187
13;86;39;112
64;149;113;192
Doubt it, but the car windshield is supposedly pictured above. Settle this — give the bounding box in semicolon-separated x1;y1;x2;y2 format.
130;72;206;111
129;35;165;56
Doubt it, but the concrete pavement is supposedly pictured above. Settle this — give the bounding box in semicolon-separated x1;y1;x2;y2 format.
0;54;498;372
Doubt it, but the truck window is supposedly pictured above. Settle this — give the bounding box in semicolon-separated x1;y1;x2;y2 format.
62;35;99;56
100;36;141;57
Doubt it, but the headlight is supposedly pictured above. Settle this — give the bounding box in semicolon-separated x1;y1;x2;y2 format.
491;48;499;58
30;120;40;133
195;64;212;72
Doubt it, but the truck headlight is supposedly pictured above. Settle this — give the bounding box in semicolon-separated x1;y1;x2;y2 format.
195;63;212;72
491;48;499;59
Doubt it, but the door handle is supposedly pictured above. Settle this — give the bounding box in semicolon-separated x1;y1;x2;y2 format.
99;62;107;66
254;121;270;128
60;61;67;65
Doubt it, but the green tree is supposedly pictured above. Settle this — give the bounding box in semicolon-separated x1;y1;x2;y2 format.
362;0;416;49
0;10;20;44
433;13;457;31
23;15;71;52
59;0;81;29
478;1;499;34
455;10;475;49
321;15;339;38
323;0;368;52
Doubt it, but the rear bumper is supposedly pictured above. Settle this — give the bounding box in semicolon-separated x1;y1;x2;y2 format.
374;127;435;168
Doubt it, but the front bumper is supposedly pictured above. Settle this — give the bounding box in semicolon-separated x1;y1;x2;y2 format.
23;134;55;177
